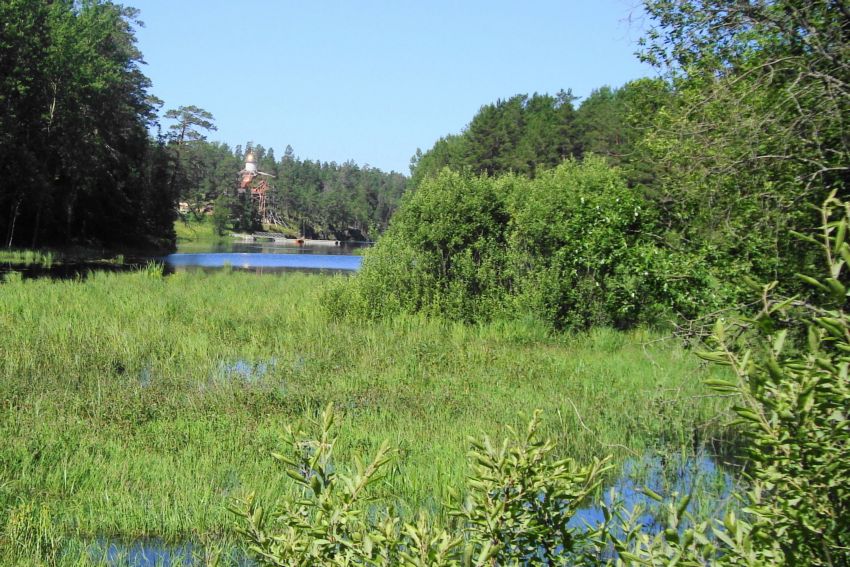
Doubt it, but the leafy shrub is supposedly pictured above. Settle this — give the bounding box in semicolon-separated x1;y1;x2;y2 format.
694;192;850;565
326;168;513;323
506;157;716;329
329;158;714;330
233;404;610;566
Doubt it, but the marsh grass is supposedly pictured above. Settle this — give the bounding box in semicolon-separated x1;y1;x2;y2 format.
0;248;54;267
0;270;734;563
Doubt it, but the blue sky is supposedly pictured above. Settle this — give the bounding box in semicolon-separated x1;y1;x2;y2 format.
131;1;656;174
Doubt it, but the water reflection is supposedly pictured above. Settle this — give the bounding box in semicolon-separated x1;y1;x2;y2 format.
1;261;151;281
90;539;195;566
88;538;251;567
0;238;370;280
570;454;737;532
176;239;370;256
87;454;736;566
218;358;277;383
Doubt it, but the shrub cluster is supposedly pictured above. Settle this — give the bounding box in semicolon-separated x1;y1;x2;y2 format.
326;158;722;330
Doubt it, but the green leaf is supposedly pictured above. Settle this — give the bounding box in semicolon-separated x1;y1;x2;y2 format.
640;486;663;502
789;230;819;245
796;273;830;293
704;378;739;393
696;351;730;364
825;278;846;300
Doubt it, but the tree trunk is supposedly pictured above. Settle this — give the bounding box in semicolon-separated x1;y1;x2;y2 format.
6;198;21;248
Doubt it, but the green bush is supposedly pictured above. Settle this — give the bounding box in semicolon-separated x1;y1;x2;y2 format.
329;158;715;330
610;193;850;565
233;404;610;566
326;168;513;323
693;192;850;565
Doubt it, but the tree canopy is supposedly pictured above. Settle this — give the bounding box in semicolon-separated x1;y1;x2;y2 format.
0;0;175;250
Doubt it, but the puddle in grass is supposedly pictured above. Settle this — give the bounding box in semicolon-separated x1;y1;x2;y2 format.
569;453;738;532
218;358;278;383
88;538;251;566
131;359;280;389
86;454;737;566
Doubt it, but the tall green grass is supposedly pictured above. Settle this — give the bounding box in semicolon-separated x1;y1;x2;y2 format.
0;248;54;267
0;270;733;563
174;216;226;244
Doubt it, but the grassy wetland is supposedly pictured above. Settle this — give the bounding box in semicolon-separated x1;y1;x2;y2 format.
0;268;735;564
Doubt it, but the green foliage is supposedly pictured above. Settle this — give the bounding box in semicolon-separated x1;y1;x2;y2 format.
410;91;580;184
210;194;231;236
574;79;672;189
454;414;610;565
169;139;407;239
244;198;850;566
695;193;850;565
637;0;848;299
0;269;728;562
0;0;176;250
234;405;609;566
507;157;664;329
233;405;399;566
4;502;63;565
598;491;782;565
0;248;53;267
327;167;512;322
603;194;850;565
334;158;711;330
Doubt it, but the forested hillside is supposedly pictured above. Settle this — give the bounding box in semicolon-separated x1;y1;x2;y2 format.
0;1;408;250
171;140;407;240
409;79;671;189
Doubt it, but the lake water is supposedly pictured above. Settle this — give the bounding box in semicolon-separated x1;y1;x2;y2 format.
165;252;361;272
166;239;365;273
1;238;367;280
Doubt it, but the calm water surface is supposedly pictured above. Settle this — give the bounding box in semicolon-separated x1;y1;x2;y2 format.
165;240;366;273
1;238;367;280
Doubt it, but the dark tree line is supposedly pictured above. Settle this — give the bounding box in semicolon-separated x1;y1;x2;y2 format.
0;0;176;251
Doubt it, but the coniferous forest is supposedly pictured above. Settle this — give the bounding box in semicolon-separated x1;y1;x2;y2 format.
169;139;407;239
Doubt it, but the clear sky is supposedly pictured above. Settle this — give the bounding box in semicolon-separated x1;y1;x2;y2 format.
130;1;656;174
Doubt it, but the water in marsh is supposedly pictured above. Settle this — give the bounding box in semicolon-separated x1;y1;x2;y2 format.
87;538;251;566
165;251;362;272
176;238;369;256
85;454;737;566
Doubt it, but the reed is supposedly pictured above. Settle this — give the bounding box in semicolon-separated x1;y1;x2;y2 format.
0;270;734;563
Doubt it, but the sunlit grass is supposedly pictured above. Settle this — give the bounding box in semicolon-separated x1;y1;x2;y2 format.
174;216;225;244
0;248;54;267
0;270;734;563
